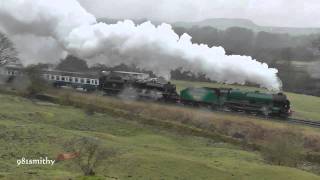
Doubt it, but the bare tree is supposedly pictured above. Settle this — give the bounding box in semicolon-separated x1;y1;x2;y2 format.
65;137;116;176
0;32;18;65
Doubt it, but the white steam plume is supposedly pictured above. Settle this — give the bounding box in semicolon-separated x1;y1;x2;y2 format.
0;0;281;90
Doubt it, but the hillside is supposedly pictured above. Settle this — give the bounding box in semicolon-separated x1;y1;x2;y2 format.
0;87;320;179
174;18;320;35
0;95;319;180
175;18;258;30
98;17;320;36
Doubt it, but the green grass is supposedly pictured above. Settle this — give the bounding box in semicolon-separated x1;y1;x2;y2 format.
286;92;320;120
0;93;319;179
173;80;320;121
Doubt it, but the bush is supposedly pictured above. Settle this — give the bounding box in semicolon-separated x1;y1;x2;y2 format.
24;66;49;96
84;99;100;116
65;137;117;176
304;135;320;152
59;91;73;105
262;129;304;167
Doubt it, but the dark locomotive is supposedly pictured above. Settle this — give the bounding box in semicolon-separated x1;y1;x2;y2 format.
99;71;179;102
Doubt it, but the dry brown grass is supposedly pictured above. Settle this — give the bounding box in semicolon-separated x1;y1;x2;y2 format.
47;89;320;154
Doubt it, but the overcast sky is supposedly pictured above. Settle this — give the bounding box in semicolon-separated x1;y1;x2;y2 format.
78;0;320;27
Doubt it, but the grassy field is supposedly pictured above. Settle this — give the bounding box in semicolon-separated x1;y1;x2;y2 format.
0;93;320;179
173;80;320;121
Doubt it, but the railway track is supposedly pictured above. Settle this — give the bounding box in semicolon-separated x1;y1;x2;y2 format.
223;111;320;128
288;118;320;128
223;110;320;128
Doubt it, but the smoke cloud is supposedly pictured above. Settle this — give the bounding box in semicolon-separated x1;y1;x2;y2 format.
0;0;281;90
11;35;67;65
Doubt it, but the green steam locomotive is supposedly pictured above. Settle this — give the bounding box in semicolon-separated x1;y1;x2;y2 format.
180;87;291;118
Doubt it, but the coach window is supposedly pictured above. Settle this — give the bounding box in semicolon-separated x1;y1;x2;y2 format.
56;76;60;81
61;77;65;81
80;78;84;84
51;75;54;80
86;79;91;84
75;78;78;83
